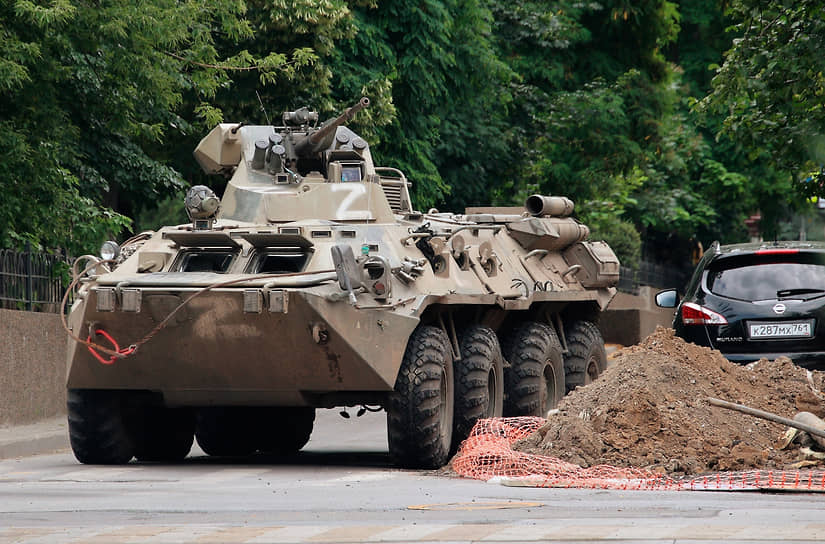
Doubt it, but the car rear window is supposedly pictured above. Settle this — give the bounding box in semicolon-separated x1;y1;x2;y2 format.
706;253;825;301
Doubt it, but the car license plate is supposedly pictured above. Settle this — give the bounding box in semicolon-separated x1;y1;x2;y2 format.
748;321;812;339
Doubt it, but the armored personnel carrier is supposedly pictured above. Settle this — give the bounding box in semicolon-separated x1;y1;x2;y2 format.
65;97;619;468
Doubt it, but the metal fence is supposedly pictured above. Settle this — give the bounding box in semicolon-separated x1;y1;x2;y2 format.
618;260;691;295
617;266;640;295
0;245;72;313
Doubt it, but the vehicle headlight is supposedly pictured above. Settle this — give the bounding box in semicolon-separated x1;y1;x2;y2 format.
100;240;120;261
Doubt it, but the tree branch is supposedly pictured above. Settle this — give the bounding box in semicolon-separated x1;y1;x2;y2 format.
162;50;299;71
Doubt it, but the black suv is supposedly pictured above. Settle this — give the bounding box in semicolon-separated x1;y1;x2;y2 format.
656;241;825;370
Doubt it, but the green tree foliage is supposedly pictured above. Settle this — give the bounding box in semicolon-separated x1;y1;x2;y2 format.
2;0;814;267
488;1;681;264
627;110;753;247
219;0;357;117
0;0;314;254
434;0;514;210
328;0;513;209
670;0;730;95
0;0;129;254
700;0;825;192
158;0;360;195
671;0;798;240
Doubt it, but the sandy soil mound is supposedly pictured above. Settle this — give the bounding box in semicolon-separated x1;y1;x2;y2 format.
513;327;825;476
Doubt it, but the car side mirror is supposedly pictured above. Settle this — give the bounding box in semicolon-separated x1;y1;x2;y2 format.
655;288;679;308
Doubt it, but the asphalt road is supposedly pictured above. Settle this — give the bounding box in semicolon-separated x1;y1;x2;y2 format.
1;409;823;543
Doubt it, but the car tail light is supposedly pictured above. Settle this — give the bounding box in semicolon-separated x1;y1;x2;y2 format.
681;302;728;325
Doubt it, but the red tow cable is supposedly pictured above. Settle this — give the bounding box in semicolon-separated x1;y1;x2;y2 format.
86;329;135;365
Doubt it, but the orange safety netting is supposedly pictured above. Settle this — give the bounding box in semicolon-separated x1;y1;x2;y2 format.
450;417;825;492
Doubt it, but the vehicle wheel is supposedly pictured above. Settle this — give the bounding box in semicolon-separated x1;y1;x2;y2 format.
451;325;504;452
195;408;257;457
502;321;565;416
387;325;454;469
67;389;135;464
564;320;607;392
258;407;316;455
133;407;195;462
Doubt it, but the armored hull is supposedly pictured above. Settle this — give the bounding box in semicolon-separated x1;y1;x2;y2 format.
66;98;619;468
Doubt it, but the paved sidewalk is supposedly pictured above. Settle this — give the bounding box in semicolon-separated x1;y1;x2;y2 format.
0;416;69;459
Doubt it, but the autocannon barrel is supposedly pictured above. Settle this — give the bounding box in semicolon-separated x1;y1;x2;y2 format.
295;97;370;155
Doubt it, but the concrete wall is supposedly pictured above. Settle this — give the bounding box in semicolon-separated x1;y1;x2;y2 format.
0;309;66;427
601;286;676;346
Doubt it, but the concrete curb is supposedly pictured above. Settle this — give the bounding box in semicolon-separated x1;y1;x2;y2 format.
0;417;70;459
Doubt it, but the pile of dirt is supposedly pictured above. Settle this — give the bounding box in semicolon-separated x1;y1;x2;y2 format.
513;327;825;476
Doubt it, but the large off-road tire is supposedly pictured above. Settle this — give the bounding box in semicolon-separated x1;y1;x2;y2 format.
195;408;258;457
451;325;504;452
387;325;454;469
563;320;607;392
67;389;135;465
133;407;195;462
257;407;316;456
502;321;565;417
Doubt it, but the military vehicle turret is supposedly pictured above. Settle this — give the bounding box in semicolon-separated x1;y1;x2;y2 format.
65;98;619;468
